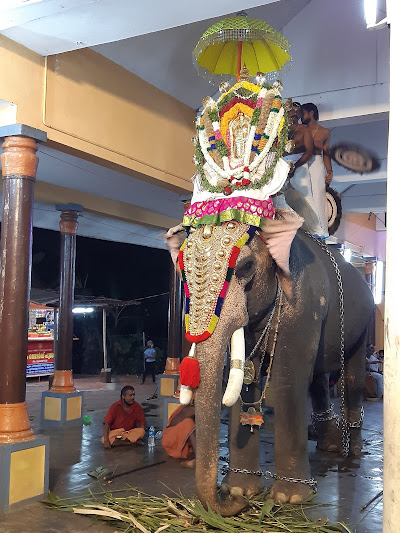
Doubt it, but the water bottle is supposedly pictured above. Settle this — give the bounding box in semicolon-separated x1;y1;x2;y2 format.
148;425;155;448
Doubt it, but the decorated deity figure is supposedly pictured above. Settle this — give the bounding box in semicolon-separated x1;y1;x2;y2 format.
229;111;251;167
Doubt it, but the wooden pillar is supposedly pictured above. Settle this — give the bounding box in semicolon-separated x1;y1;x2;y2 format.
0;125;46;443
50;204;81;393
383;3;400;531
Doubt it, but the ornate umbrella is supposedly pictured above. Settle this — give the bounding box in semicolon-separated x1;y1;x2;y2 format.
193;13;291;82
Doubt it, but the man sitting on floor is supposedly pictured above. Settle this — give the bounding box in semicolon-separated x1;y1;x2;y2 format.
102;386;146;448
162;403;196;467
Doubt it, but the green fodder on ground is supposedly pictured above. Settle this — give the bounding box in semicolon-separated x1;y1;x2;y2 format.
44;487;353;532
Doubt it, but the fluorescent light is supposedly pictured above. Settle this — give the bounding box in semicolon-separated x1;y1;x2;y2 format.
364;0;377;26
374;260;384;304
343;248;352;263
73;307;94;314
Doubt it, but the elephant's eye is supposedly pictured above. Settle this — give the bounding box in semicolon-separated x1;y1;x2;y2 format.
236;260;254;279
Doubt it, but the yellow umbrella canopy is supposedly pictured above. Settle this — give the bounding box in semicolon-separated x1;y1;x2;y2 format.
193;15;291;81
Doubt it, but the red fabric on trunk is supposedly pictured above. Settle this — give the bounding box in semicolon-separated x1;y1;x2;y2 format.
180;357;200;388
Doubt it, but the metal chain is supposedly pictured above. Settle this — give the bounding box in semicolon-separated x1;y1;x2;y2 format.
220;463;317;492
240;288;283;408
348;406;364;428
311;404;339;424
248;285;281;377
304;232;351;456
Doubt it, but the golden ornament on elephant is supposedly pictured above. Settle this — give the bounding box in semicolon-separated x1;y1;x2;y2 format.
243;359;255;385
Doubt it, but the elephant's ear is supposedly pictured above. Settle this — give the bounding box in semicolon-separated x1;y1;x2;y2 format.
163;224;187;266
259;208;304;298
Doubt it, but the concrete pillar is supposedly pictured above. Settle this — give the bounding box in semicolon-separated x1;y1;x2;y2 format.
41;204;84;426
0;124;49;512
383;4;400;531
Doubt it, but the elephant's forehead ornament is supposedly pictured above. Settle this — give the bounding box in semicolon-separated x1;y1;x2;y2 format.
178;221;255;343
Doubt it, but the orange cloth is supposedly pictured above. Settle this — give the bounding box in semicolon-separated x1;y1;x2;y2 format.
102;427;145;445
162;406;195;459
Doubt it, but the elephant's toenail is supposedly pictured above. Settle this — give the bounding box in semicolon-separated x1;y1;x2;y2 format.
276;492;289;504
230;487;244;497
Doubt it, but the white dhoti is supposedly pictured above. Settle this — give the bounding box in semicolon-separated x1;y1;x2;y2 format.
275;154;325;237
309;155;329;238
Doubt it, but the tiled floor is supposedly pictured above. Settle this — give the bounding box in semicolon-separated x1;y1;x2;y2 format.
0;376;383;532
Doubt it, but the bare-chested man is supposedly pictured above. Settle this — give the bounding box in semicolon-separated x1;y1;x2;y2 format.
300;103;333;184
286;102;313;177
301;103;333;237
273;102;326;237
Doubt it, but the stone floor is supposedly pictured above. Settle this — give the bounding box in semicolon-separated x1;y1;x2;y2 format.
0;375;383;533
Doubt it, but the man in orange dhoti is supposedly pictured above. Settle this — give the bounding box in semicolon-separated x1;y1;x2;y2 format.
102;386;146;448
162;404;196;466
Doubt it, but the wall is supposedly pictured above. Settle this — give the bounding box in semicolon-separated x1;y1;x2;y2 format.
334;213;386;260
0;35;195;194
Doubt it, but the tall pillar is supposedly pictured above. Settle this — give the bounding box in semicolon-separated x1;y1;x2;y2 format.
41;204;84;426
167;262;183;361
0;124;49;512
383;4;400;531
51;205;82;392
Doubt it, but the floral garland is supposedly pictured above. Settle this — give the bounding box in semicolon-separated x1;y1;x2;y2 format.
194;78;288;196
195;113;288;194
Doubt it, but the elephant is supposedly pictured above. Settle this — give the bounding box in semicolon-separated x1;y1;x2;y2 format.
166;209;374;517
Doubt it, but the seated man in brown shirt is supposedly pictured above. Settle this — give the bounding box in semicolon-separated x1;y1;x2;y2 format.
102;386;146;448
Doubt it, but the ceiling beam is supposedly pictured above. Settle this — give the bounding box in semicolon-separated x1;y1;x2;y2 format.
0;180;181;230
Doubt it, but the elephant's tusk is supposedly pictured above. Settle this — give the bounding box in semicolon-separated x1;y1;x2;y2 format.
180;384;193;405
222;327;245;407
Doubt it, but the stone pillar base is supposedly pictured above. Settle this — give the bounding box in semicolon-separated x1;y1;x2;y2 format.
162;396;181;428
0;435;49;512
41;391;84;427
158;374;180;398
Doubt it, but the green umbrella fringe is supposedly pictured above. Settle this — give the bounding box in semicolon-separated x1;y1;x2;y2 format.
43;487;353;533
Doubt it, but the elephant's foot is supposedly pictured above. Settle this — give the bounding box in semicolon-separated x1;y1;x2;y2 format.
268;479;313;504
349;428;363;456
220;471;264;500
314;419;342;453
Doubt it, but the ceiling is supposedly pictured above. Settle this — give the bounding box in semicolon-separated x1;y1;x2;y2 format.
0;0;389;248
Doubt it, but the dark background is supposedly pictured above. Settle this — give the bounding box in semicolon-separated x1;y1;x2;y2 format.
31;226;171;375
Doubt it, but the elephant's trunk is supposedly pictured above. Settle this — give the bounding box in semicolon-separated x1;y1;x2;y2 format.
195;322;248;516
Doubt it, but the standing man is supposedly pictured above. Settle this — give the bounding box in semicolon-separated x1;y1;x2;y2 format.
142;340;156;384
301;102;333;238
102;386;145;448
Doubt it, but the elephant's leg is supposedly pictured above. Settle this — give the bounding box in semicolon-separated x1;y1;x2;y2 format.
221;389;264;499
343;331;367;456
269;322;319;504
309;373;341;453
